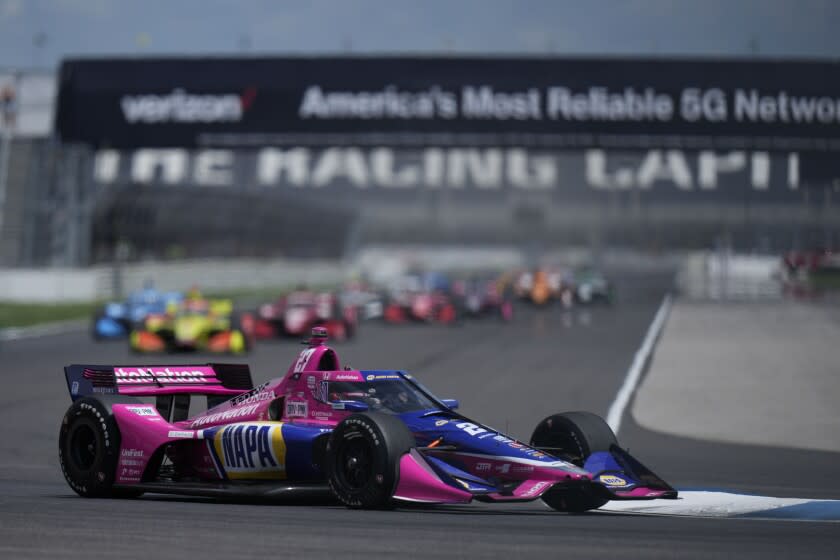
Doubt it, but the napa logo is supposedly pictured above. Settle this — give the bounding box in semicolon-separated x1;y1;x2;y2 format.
598;474;629;487
212;423;286;480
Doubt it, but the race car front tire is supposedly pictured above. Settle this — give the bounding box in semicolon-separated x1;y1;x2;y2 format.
326;412;415;509
59;396;144;499
529;411;617;513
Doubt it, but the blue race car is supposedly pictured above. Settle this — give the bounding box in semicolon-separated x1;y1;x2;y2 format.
92;288;182;339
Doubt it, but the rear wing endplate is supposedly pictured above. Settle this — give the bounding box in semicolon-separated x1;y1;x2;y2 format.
64;363;253;401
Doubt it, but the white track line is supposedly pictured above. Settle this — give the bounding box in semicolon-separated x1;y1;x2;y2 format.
0;319;86;341
600;490;840;521
606;294;672;435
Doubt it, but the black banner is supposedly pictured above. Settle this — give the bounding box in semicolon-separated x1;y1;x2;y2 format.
57;56;840;151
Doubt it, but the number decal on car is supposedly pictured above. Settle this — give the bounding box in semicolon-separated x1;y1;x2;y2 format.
455;422;488;437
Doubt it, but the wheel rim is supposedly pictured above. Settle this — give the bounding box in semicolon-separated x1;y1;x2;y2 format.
337;434;373;490
69;423;98;471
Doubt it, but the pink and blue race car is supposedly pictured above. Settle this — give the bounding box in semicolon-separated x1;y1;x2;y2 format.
59;328;676;511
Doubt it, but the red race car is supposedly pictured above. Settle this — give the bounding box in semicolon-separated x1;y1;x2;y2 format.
382;274;458;325
254;291;357;341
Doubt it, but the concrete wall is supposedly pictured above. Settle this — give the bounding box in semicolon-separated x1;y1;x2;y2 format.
0;257;344;302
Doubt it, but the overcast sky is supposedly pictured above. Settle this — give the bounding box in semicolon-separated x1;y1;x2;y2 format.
1;0;838;70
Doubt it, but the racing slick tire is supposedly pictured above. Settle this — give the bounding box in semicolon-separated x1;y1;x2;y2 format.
90;310;106;340
59;396;144;499
228;313;252;353
529;411;617;513
326;412;415;509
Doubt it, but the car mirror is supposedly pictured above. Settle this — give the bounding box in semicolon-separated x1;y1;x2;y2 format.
331;400;369;412
441;399;459;410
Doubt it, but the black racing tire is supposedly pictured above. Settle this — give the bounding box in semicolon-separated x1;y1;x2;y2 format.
344;320;356;340
229;313;252;352
530;411;617;513
91;310;107;341
326;412;415;509
58;396;144;499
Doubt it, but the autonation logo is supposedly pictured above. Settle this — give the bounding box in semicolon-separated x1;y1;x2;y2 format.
120;87;256;124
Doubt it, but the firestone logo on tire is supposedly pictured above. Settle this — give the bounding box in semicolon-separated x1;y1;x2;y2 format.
120;88;256;124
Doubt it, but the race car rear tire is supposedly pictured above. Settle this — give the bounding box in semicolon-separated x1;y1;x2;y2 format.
529;411;616;513
58;396;144;499
91;311;105;340
229;313;253;352
326;413;415;509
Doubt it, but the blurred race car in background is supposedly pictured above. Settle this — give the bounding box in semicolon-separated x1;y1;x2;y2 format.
457;276;513;321
253;290;358;341
383;272;459;324
130;296;253;354
59;327;677;511
573;267;613;304
92;287;182;340
515;268;576;308
339;280;385;321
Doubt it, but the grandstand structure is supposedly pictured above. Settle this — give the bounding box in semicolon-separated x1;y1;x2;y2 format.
1;57;838;266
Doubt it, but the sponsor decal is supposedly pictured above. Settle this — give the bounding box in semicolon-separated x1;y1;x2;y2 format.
494;464;511;475
435;419;449;427
92;386;117;394
190;404;260;427
334;372;361;381
311;380;330;403
114;366;212;384
212;423;286;480
285;400;308;418
520;481;550;497
230;382;274;406
365;373;401;380
120;88;255;124
118;448;146;469
512;465;535;474
125;405;158;417
119;467;142;480
167;430;194;439
70;381;79;395
475;463;491;472
599;474;629;487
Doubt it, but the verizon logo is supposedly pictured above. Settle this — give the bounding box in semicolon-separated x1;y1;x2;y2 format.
120;88;256;124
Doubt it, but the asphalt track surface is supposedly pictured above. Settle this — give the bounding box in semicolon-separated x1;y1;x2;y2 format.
1;271;838;559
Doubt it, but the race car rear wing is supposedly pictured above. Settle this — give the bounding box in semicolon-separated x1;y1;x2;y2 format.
64;363;253;402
